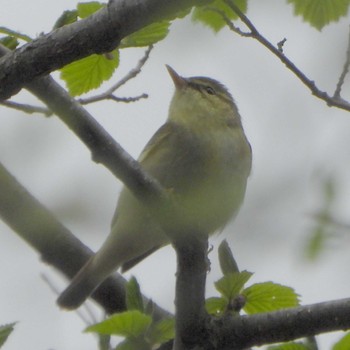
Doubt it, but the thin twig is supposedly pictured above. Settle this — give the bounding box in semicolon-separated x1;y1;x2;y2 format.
334;26;350;99
222;0;350;112
79;45;153;105
83;93;148;105
0;100;52;116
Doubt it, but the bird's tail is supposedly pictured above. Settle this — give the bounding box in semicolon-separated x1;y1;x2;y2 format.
57;258;106;309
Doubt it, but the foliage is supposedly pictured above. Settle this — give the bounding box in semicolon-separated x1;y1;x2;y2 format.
288;0;350;30
192;0;248;32
60;50;120;96
333;332;350;350
205;241;300;317
243;282;300;314
0;323;16;349
304;176;340;261
267;342;311;350
86;276;174;350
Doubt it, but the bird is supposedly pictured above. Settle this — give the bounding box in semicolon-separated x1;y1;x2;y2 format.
57;65;252;309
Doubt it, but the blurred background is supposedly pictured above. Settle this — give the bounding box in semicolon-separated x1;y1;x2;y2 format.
1;1;350;349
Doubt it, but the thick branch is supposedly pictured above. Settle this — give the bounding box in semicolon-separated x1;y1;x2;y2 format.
0;0;200;100
208;297;350;349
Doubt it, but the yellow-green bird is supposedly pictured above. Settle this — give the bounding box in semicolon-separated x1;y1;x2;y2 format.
57;66;252;309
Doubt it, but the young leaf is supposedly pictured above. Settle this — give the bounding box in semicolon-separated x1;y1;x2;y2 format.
333;332;350;350
192;0;248;32
60;50;119;96
53;10;78;29
126;276;144;312
288;0;350;30
115;338;151;350
304;225;328;260
77;1;105;18
147;318;175;345
215;271;252;300
218;239;239;275
243;282;300;314
86;310;152;337
205;297;227;315
0;36;19;50
0;323;16;348
120;21;170;48
267;342;310;350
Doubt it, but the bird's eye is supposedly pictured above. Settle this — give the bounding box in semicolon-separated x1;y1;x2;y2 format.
205;86;216;95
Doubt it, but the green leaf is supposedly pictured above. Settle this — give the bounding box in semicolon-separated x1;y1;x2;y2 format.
267;342;310;350
205;297;227;315
77;1;105;18
304;176;337;260
0;36;19;50
147;318;175;345
116;338;151;350
166;7;192;21
215;271;252;299
86;311;152;337
243;282;300;314
304;225;328;260
333;332;350;350
53;10;78;29
0;323;16;348
0;27;32;42
192;0;248;32
60;49;119;96
218;239;239;275
120;21;170;48
288;0;350;30
126;276;144;312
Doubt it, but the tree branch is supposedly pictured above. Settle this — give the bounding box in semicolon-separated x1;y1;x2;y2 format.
0;100;52;116
173;234;209;350
223;0;350;113
207;297;350;349
0;0;200;100
334;26;350;99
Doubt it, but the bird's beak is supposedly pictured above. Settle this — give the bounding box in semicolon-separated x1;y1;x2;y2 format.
166;65;187;89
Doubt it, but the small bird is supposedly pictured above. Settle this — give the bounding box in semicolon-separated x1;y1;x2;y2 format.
57;66;252;309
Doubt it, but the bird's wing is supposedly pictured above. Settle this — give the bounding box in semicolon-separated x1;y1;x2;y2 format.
138;122;178;166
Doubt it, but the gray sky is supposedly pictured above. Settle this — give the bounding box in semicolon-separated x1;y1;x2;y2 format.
1;1;350;349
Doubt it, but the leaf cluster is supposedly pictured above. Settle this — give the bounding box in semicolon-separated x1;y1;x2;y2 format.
86;277;174;350
206;241;300;317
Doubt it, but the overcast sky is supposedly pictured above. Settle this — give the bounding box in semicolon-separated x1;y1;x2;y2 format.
1;1;350;349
